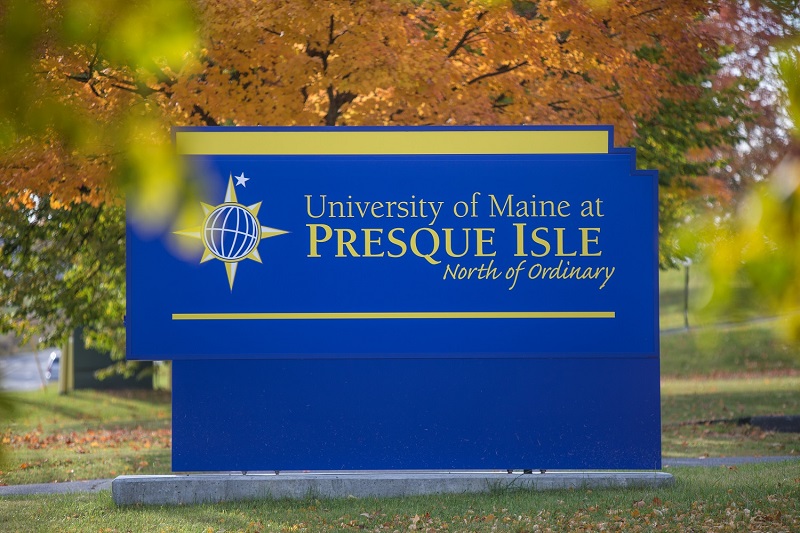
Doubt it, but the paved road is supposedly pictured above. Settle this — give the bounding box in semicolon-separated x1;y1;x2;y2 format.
0;348;60;391
662;455;799;467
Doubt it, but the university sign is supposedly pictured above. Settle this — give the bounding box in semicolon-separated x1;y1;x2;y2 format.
127;126;661;471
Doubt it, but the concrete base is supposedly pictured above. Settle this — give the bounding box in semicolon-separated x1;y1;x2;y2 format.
112;471;675;506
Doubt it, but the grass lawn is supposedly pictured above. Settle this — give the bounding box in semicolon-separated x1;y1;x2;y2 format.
661;323;800;378
0;462;798;532
1;388;170;485
659;319;800;458
661;375;800;457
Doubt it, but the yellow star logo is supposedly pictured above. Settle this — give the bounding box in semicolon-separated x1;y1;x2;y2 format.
174;174;288;290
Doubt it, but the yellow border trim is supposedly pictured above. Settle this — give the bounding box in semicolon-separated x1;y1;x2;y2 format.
175;130;609;155
172;311;615;320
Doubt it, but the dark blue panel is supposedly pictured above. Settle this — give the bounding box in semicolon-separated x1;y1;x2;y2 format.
172;358;661;471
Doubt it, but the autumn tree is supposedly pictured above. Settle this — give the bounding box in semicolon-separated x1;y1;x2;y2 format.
709;1;799;198
632;50;758;267
171;0;718;141
3;0;750;206
0;0;772;353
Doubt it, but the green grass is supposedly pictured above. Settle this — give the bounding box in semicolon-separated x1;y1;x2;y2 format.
1;387;170;485
659;320;800;459
661;376;800;457
0;462;798;532
661;322;800;377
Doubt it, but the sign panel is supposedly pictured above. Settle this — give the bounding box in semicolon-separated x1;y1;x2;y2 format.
171;358;662;471
125;126;661;471
127;126;657;361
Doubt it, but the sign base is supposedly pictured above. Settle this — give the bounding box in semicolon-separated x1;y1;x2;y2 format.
112;471;675;505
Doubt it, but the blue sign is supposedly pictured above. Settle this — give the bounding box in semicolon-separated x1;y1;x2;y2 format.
126;126;661;471
128;127;657;361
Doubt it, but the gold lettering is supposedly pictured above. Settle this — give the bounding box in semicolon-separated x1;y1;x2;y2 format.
474;228;496;257
580;227;602;256
362;228;384;257
443;228;469;258
530;227;550;257
387;227;407;258
554;227;577;257
514;223;527;257
489;194;512;217
335;228;360;257
370;201;385;218
410;228;440;265
307;224;332;257
305;195;325;218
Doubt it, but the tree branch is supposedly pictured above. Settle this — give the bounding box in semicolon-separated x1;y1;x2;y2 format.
548;99;572;111
328;14;348;45
110;82;160;98
595;92;621;101
325;85;357;126
631;7;662;19
447;27;480;59
306;40;330;72
264;26;284;37
191;104;219;126
88;80;102;98
66;44;101;86
467;61;529;85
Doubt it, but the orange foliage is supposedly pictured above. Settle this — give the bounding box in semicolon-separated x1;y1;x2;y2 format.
175;0;713;138
1;426;171;451
1;0;719;205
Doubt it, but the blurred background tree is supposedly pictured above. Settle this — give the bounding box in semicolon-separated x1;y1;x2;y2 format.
0;0;791;362
674;1;800;344
704;45;800;344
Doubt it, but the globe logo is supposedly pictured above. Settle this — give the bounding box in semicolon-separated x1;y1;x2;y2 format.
203;203;260;261
175;173;287;290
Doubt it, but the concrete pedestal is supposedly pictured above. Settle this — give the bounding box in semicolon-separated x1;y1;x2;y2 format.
112;471;675;506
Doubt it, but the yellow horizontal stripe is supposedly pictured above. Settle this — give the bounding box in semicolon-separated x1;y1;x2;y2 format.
172;311;615;320
175;130;609;156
